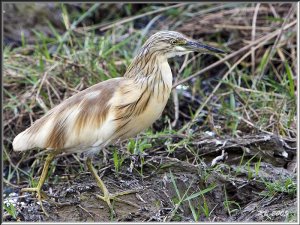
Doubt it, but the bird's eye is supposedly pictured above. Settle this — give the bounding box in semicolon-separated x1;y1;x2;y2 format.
170;40;177;45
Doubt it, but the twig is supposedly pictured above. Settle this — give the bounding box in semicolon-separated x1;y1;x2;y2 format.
134;14;163;55
252;5;296;88
171;89;179;127
211;150;228;167
78;204;95;219
3;147;29;183
79;3;187;32
52;3;101;53
3;178;20;188
214;24;270;31
35;63;59;113
251;3;260;75
227;83;286;98
178;22;296;133
173;19;296;89
268;4;279;18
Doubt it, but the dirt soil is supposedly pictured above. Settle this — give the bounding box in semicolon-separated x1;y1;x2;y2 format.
3;134;297;222
2;3;297;222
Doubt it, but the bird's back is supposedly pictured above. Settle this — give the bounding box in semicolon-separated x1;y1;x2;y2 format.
12;74;171;154
13;78;124;152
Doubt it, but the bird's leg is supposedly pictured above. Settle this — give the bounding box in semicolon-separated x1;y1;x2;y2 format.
21;150;59;217
86;157;139;215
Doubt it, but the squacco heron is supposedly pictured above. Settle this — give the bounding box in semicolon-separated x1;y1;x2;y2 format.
13;31;225;216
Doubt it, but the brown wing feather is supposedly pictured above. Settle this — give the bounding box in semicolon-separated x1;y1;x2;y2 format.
13;78;122;151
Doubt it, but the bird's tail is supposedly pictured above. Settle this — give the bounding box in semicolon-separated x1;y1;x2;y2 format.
12;130;35;151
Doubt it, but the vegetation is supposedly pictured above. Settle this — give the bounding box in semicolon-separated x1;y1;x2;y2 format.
3;2;297;222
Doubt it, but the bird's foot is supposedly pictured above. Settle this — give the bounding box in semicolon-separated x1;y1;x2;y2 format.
21;187;50;217
95;189;140;216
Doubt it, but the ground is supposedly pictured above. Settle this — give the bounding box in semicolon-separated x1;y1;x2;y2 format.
3;134;297;222
2;2;298;223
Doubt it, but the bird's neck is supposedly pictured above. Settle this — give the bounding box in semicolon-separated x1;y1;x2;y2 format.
124;51;172;89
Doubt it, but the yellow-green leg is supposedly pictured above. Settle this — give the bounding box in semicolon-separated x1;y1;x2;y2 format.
21;150;59;217
86;157;139;215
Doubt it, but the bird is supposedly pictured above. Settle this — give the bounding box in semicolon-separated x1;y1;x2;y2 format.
13;30;225;216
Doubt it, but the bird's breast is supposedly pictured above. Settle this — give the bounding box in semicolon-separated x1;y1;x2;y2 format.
90;61;173;145
134;91;169;128
111;79;172;141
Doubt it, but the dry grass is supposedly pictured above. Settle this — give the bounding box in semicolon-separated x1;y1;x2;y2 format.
3;2;297;222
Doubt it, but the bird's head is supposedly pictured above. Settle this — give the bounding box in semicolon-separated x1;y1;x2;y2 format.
143;31;226;58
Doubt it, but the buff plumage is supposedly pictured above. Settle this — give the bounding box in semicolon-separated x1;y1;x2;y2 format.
12;31;225;216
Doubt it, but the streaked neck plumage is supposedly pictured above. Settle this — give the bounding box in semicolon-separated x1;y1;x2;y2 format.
124;46;172;89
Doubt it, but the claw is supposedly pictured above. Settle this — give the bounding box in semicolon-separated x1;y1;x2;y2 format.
86;157;140;215
21;187;49;217
20;151;60;217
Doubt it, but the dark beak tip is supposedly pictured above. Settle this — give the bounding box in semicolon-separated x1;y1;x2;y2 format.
209;46;228;55
205;48;227;55
188;41;227;54
221;49;231;54
219;49;229;55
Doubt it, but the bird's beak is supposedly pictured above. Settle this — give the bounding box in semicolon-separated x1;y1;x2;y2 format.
185;40;226;54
